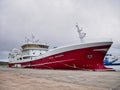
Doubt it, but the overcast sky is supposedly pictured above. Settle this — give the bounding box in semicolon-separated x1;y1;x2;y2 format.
0;0;120;61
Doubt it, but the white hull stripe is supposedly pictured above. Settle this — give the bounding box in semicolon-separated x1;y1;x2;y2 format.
23;59;75;67
93;48;108;51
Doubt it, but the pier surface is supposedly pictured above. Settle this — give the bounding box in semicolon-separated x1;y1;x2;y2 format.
0;68;120;90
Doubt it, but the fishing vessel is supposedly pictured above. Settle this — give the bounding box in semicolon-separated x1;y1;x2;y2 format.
8;24;113;70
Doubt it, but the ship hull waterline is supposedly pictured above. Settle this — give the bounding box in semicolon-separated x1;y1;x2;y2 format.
9;42;113;71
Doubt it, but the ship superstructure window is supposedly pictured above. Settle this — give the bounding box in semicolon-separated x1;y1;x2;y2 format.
21;44;49;49
23;57;30;59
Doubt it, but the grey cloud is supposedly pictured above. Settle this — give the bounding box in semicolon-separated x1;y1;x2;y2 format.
0;0;120;60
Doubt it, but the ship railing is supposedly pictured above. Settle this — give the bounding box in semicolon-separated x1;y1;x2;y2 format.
84;38;112;43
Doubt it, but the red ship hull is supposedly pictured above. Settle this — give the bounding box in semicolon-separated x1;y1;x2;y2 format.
9;42;113;70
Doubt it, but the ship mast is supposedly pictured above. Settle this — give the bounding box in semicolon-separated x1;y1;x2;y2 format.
76;23;86;43
25;34;39;44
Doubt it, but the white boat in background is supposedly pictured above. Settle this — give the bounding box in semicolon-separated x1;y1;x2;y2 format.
104;54;120;71
104;54;120;65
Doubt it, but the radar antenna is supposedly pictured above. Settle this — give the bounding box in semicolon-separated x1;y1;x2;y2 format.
24;34;40;43
76;23;86;42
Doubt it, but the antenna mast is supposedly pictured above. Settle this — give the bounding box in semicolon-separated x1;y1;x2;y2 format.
76;23;86;43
